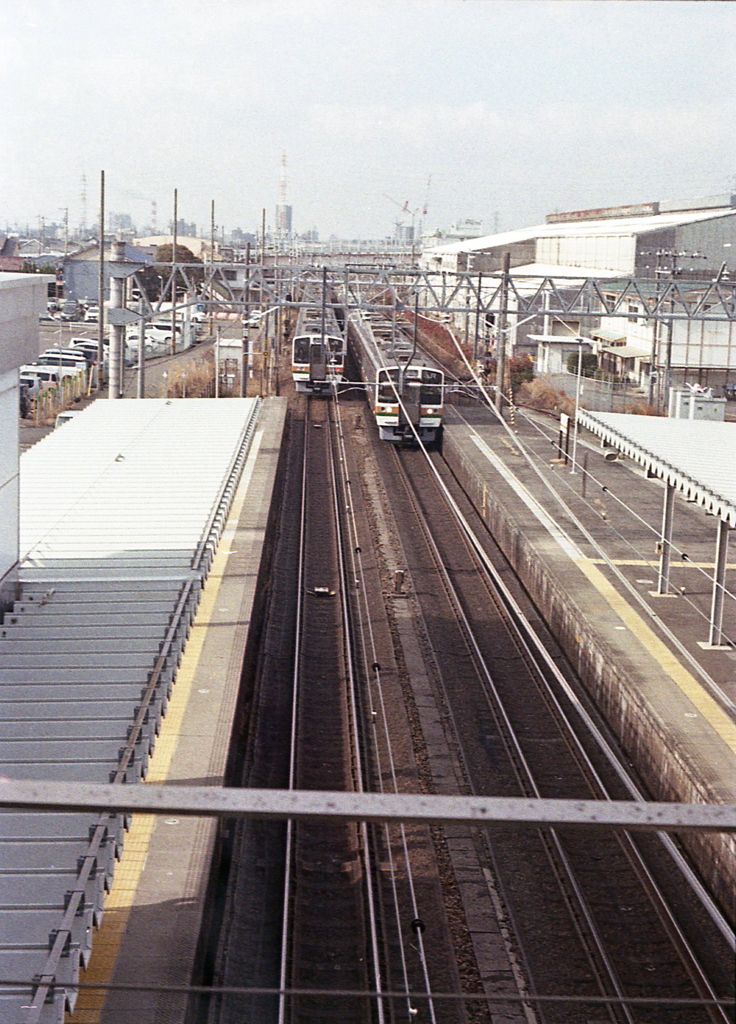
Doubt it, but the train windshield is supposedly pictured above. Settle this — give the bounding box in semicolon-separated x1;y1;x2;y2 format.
293;333;343;363
420;370;443;404
293;335;310;363
377;368;400;402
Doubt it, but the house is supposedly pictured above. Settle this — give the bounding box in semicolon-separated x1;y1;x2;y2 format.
63;242;153;304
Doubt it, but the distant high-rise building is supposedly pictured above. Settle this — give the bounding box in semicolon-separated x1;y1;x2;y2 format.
275;204;293;236
276;152;293;238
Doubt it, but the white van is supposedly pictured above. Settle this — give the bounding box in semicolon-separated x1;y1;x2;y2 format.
20;365;61;387
34;355;87;379
146;321;182;342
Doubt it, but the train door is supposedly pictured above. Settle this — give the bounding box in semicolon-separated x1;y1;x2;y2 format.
309;340;327;384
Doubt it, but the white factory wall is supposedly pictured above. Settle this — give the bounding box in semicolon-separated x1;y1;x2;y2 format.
0;274;52;605
0;369;19;602
0;274;51;376
536;233;637;273
671;318;736;370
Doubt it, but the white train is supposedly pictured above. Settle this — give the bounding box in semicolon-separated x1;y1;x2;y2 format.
291;305;346;394
348;311;444;444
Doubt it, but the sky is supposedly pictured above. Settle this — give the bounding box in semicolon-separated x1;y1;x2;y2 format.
2;0;735;240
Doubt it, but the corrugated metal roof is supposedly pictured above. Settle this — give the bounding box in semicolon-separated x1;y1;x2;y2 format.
493;262;627;279
1;398;261;1022
424;207;736;257
578;411;736;526
590;327;627;342
598;345;649;359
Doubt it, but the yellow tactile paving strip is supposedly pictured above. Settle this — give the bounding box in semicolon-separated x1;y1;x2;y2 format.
572;556;736;758
68;478;248;1023
589;558;736;569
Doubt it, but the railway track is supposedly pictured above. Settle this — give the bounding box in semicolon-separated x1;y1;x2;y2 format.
209;346;733;1023
278;394;377;1022
373;437;734;1024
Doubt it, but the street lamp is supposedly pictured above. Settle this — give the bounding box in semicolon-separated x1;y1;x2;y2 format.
570;337;584;475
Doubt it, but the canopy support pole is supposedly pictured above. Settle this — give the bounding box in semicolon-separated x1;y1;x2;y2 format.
656;483;675;595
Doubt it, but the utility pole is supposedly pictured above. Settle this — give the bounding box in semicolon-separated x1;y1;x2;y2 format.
109;240;126;400
473;272;482;362
241;242;251;397
137;291;146;399
495;252;511;414
261;208;266;263
210;200;215;263
97;170;106;383
209;200;215;342
171;189;178;355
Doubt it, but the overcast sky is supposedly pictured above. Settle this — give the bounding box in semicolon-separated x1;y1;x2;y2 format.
3;0;735;240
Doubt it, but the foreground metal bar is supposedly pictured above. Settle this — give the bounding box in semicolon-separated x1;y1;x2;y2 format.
0;978;733;1009
1;780;734;833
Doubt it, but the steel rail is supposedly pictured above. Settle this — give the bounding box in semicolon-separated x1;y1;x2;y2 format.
392;447;634;1024
383;383;732;1022
422;313;736;953
331;384;435;1023
433;441;733;1021
404;306;736;959
325;391;387;1024
276;397;310;1024
413;447;731;1023
445;406;736;953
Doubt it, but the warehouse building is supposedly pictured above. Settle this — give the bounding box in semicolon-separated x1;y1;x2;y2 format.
422;194;736;278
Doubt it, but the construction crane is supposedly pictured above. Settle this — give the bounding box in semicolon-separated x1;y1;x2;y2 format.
383;178;432;245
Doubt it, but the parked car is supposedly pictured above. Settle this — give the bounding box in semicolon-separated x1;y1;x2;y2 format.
85;306;100;323
38;348;89;366
146;321;182;341
20;365;61;387
70;339;105;363
59;299;80;322
19;373;41;398
35;354;88;378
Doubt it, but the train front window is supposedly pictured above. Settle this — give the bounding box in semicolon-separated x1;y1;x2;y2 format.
293;336;311;363
377;368;399;402
328;335;343;353
420;370;443;404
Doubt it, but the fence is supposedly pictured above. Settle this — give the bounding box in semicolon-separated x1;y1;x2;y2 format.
28;369;89;424
541;371;650;413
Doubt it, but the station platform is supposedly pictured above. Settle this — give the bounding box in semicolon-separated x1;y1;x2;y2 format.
0;397;287;1024
441;401;736;923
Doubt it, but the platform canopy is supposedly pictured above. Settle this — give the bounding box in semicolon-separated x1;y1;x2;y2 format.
578;411;736;527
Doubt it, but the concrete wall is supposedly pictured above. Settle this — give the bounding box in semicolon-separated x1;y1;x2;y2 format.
442;427;736;923
0;369;19;605
0;273;52;376
0;274;53;606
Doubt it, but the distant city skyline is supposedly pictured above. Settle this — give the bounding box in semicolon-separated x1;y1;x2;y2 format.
3;0;734;241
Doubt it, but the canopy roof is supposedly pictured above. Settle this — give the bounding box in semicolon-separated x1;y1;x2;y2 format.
579;411;736;526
